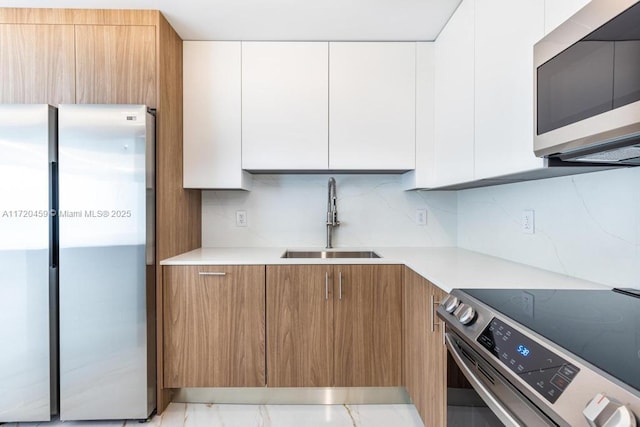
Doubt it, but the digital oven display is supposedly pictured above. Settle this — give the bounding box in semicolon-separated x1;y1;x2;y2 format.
477;318;580;404
516;344;530;357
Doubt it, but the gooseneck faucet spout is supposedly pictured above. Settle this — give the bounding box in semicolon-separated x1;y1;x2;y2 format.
326;177;340;248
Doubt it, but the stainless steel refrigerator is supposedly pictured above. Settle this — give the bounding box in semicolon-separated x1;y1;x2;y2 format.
0;104;156;422
0;104;58;422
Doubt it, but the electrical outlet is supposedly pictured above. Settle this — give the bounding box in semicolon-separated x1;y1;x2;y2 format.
416;208;427;226
522;210;535;234
236;210;248;227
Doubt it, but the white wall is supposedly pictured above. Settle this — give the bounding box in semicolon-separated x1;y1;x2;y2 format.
457;167;640;288
202;174;458;248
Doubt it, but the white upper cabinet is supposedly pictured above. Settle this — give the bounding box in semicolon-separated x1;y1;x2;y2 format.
544;0;591;35
433;0;475;186
329;42;416;170
183;41;251;189
414;0;571;188
185;41;418;178
474;0;545;179
241;42;329;170
404;43;436;189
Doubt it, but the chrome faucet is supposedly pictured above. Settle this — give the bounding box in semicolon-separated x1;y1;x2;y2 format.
326;177;340;248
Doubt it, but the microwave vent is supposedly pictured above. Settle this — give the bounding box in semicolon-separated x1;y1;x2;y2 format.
571;145;640;163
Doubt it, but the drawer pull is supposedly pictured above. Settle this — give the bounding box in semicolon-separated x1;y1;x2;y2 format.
199;272;227;276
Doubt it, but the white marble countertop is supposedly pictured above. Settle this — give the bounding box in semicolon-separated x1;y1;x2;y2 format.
161;247;609;293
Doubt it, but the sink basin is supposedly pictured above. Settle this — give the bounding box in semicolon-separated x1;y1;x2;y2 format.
281;250;381;259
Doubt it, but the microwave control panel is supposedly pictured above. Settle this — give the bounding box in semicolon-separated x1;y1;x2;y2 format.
477;318;580;404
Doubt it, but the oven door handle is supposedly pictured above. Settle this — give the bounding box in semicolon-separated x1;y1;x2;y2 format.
445;333;523;427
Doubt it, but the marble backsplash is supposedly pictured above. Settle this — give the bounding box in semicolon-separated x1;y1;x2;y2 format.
457;167;640;288
201;168;639;288
202;174;458;248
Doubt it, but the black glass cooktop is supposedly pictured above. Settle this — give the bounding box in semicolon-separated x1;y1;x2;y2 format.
462;288;640;393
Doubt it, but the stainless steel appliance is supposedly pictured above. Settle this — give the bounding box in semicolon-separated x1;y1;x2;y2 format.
438;288;640;426
534;0;640;165
0;104;58;422
0;104;156;422
58;104;156;421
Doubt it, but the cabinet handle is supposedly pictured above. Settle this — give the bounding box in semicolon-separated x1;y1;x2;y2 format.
325;272;329;301
430;294;442;333
199;272;227;276
338;272;343;300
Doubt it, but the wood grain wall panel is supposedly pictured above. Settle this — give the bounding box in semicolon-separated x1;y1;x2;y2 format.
164;266;266;387
75;25;156;106
155;13;201;262
155;12;201;413
0;24;75;104
0;8;157;25
333;265;402;387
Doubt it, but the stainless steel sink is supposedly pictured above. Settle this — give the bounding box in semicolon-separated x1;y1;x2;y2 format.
281;250;381;259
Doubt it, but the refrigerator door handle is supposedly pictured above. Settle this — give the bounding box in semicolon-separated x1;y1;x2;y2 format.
49;266;59;416
49;160;58;269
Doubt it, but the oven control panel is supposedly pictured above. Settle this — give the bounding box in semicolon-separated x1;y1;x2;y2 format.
477;318;580;404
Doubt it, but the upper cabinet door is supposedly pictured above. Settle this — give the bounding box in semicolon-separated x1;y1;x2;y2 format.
0;24;75;104
75;25;156;107
329;42;416;171
433;0;475;186
242;42;329;170
474;0;545;179
404;42;436;189
183;41;250;190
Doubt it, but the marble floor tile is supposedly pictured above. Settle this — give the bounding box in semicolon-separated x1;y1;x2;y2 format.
345;404;424;427
4;403;424;427
262;404;354;427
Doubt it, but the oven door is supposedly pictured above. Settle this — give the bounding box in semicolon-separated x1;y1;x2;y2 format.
446;332;557;427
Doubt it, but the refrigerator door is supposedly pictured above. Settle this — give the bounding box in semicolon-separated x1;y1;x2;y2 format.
58;105;155;420
0;104;56;422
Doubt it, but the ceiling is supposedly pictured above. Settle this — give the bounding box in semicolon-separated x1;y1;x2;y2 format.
0;0;462;41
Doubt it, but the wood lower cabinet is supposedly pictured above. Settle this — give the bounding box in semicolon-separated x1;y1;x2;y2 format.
266;264;402;388
334;265;402;387
266;265;333;387
164;265;266;387
403;267;447;427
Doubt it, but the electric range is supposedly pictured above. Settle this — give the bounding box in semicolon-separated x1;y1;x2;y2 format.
437;288;640;427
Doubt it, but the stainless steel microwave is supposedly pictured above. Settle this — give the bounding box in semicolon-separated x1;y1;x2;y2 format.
534;0;640;165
